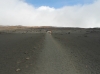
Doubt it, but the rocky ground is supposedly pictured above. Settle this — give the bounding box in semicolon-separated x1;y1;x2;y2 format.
0;26;100;74
52;28;100;74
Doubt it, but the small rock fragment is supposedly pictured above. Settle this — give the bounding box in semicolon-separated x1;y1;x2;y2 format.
68;32;70;34
25;65;29;68
17;61;21;64
16;68;21;72
26;57;30;60
24;52;28;54
30;64;32;66
84;35;87;37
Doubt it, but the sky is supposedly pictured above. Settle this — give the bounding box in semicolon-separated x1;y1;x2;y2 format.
0;0;100;28
25;0;94;8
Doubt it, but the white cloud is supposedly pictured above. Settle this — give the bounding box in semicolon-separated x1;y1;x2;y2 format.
0;0;100;28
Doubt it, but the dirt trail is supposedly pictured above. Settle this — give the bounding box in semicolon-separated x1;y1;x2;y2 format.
1;33;99;74
34;33;80;74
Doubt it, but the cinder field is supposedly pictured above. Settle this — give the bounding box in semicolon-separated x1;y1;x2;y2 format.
0;26;100;74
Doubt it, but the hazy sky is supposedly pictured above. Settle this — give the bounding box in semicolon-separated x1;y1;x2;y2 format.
0;0;100;28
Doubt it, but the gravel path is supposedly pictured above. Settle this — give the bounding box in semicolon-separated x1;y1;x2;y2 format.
0;32;100;74
34;33;80;74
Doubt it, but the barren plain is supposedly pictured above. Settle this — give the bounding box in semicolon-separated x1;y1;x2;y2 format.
0;26;100;74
